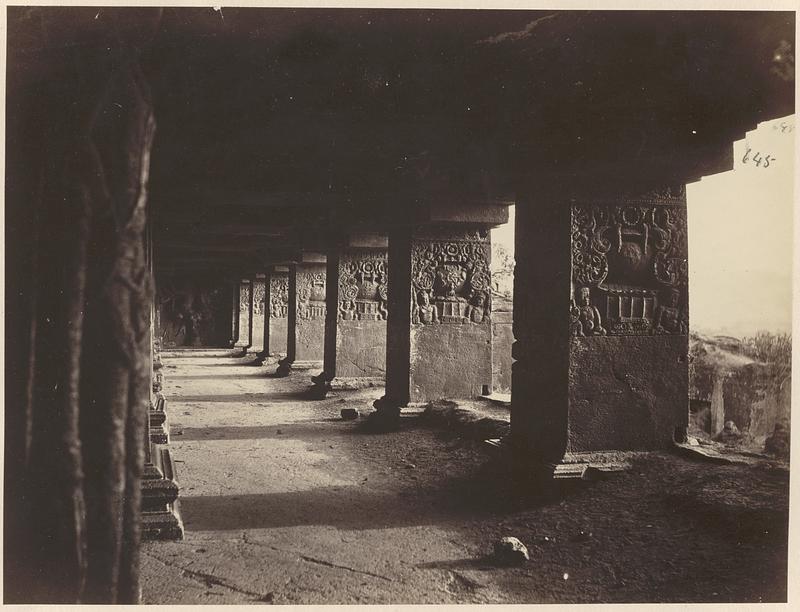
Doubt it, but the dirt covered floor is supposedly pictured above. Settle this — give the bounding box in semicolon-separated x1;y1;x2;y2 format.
141;350;790;604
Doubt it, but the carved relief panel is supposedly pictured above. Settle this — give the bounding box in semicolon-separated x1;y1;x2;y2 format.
297;270;326;320
338;251;388;321
239;282;250;313
253;281;266;316
411;230;491;325
570;188;688;337
269;275;289;318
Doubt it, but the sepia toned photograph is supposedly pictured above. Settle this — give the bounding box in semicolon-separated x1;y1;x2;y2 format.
3;2;795;605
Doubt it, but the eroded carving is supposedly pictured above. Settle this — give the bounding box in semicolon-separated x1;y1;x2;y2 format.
297;270;326;320
253;281;266;315
239;282;250;313
338;252;389;321
411;231;491;325
571;199;687;336
270;275;289;318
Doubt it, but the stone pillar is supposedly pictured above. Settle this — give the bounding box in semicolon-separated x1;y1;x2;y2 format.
511;185;690;478
293;262;327;368
251;270;272;365
241;276;255;354
235;279;250;347
230;281;240;347
251;275;266;354
374;226;493;424
276;265;298;376
311;248;340;396
710;373;725;437
313;246;389;397
268;268;289;357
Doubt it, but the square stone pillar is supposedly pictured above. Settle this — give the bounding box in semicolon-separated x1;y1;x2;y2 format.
268;268;289;356
512;186;689;478
375;226;493;422
241;276;255;354
312;246;389;397
235;279;250;347
229;281;240;347
277;262;326;374
251;275;266;354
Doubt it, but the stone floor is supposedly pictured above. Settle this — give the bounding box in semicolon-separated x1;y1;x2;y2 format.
141;349;790;604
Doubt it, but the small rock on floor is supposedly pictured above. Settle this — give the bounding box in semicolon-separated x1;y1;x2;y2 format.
493;536;529;565
341;408;359;420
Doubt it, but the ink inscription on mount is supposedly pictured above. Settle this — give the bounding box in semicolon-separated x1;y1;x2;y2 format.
570;197;688;337
338;252;389;321
411;231;491;325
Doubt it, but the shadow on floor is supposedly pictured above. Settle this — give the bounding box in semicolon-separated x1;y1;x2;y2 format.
178;477;530;532
173;420;360;441
169;391;315;403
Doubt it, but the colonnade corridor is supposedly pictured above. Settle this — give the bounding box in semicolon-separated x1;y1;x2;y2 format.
140;349;512;604
139;350;789;605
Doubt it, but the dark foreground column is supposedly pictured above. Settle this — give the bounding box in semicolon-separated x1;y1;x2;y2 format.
4;12;162;600
511;185;689;480
373;226;493;425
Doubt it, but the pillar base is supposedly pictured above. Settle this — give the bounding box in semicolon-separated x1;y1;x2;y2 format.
275;357;293;377
365;396;403;431
248;350;269;366
141;445;184;541
149;394;169;445
309;371;333;399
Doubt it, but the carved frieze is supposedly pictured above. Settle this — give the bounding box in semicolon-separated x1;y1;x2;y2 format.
338;251;388;321
297;270;326;320
411;231;491;325
239;283;250;313
269;275;289;318
253;281;265;316
570;199;688;337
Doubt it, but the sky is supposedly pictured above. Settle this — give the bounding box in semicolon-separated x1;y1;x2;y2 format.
491;115;795;339
687;115;795;338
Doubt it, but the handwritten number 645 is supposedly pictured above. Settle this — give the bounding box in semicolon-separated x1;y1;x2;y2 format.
742;148;775;168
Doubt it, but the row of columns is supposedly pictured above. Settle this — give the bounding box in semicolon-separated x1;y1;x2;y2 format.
229;186;691;475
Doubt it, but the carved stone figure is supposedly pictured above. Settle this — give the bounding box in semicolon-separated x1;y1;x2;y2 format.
416;290;439;324
653;288;687;335
571;286;607;336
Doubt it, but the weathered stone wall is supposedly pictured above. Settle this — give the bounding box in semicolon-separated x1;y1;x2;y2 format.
157;278;230;348
268;273;289;356
409;229;493;401
492;294;513;394
568;335;687;451
295;263;326;363
335;249;388;378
